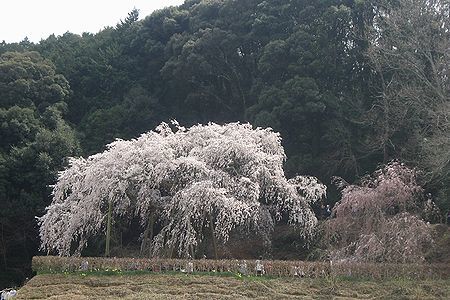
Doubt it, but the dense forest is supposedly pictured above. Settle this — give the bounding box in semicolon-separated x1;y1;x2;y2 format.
1;0;449;288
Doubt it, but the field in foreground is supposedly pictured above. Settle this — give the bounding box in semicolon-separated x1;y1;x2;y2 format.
17;273;450;299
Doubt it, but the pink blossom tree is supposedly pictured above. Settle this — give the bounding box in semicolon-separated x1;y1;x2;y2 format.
39;121;326;258
326;162;434;262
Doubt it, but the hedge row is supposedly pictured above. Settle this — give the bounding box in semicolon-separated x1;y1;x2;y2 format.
32;256;450;280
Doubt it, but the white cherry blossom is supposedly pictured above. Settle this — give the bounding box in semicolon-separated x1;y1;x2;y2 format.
39;121;326;257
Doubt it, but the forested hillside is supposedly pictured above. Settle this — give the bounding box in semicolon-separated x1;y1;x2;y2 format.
1;0;449;288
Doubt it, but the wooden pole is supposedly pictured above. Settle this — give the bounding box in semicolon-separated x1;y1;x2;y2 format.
209;213;218;259
105;200;112;257
140;212;155;256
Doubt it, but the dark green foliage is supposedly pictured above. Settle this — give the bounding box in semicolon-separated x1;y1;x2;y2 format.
0;52;79;288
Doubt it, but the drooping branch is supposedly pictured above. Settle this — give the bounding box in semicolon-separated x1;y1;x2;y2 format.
39;121;326;257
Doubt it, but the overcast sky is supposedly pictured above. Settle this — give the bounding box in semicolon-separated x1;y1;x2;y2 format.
1;0;185;43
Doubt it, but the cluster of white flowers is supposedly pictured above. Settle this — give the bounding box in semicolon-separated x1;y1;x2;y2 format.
39;121;326;257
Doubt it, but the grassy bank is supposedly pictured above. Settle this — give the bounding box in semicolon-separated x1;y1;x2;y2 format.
32;256;450;280
17;273;450;299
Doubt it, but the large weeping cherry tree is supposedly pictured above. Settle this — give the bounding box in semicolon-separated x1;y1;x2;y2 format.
39;121;326;258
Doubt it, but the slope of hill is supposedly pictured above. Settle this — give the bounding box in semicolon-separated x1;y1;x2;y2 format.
17;273;450;299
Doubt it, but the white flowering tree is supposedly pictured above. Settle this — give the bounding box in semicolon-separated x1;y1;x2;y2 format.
39;121;326;258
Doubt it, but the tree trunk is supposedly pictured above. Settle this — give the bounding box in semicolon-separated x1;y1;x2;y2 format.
140;212;155;256
105;200;112;257
209;213;218;259
189;244;195;259
1;222;7;269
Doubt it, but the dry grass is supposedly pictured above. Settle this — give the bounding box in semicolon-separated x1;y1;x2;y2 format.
17;273;450;299
32;256;450;280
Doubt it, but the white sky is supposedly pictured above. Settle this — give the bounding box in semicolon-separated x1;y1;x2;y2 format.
0;0;185;43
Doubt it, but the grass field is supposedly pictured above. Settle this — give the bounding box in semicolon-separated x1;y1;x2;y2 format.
16;272;450;299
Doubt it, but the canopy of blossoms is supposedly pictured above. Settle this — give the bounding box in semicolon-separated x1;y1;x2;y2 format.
39;121;326;257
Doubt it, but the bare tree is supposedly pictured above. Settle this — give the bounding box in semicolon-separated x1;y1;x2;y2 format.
366;0;450;171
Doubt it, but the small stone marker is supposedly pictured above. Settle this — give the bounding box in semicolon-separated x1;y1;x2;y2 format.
239;260;248;275
80;260;89;271
255;260;264;276
186;261;194;274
